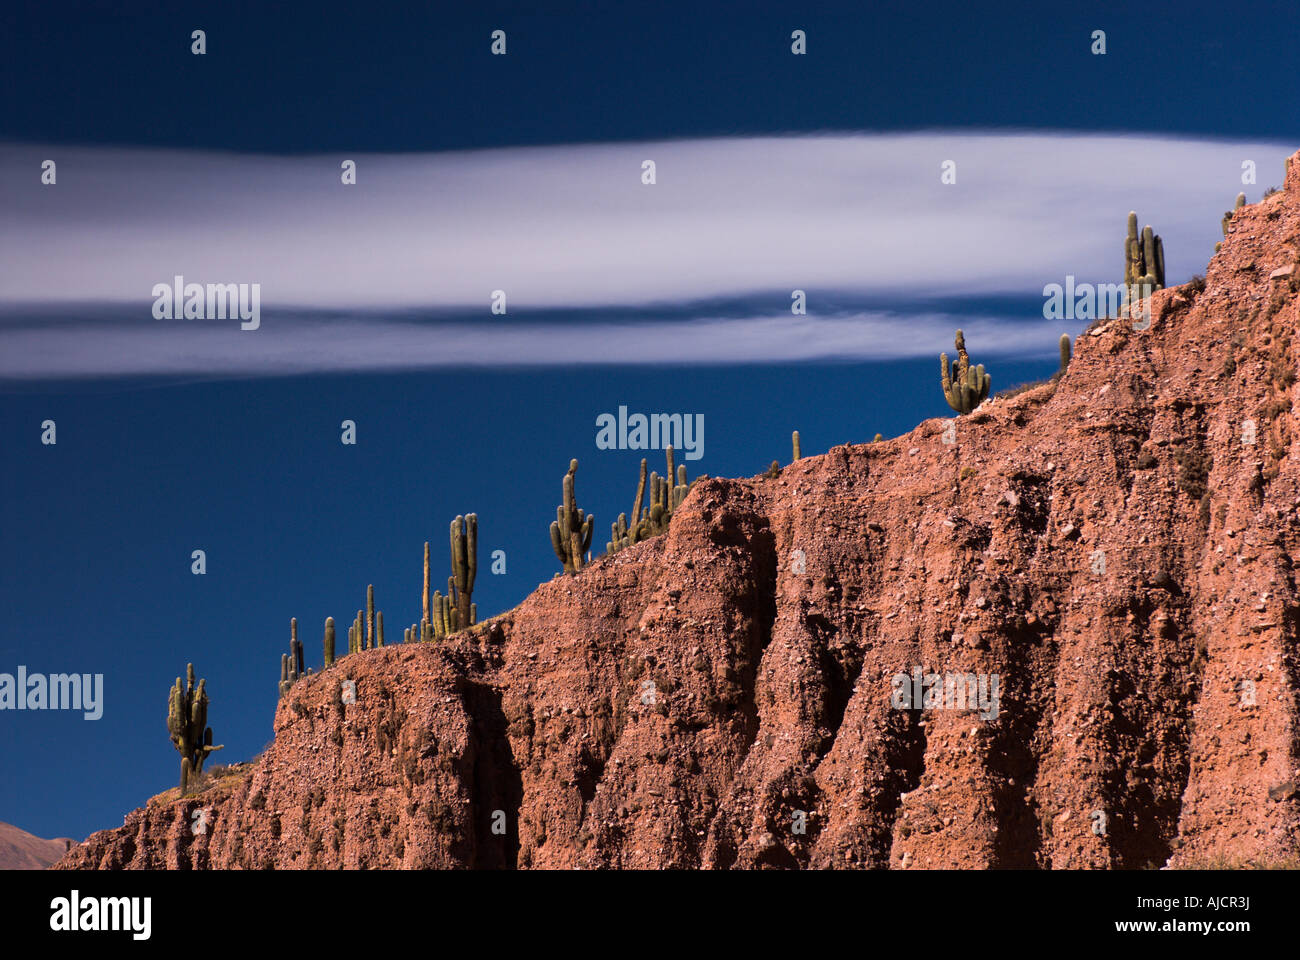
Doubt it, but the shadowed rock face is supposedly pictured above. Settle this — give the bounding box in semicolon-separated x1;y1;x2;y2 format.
57;153;1300;871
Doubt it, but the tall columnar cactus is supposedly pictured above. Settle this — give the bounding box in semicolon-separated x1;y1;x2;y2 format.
324;617;336;666
366;585;375;650
167;663;223;795
376;610;385;647
422;541;432;640
792;431;801;461
1059;333;1072;372
550;459;594;573
291;618;304;676
1123;210;1165;308
940;329;990;415
450;514;478;629
432;589;452;637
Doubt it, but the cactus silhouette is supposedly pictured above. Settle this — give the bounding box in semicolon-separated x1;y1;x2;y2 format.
792;431;801;461
940;329;990;415
167;663;223;794
1059;333;1072;372
323;617;335;666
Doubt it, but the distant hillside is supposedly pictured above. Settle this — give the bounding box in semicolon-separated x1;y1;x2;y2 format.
0;822;74;870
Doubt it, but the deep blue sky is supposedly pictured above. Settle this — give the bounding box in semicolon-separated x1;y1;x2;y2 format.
1;0;1296;841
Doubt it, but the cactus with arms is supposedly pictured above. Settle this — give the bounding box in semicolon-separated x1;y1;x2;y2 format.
450;514;478;629
551;459;594;572
1123;211;1165;308
168;663;223;795
609;447;695;554
940;329;990;415
279;618;307;698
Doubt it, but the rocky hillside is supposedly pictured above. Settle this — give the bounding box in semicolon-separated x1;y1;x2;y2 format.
57;152;1300;870
0;822;73;870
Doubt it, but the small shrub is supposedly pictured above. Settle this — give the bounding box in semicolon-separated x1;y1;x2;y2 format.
1174;447;1211;500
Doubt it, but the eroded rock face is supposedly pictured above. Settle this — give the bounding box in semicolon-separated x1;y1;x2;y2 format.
57;153;1300;870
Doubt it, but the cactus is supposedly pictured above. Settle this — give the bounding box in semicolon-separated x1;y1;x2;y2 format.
873;433;883;442
792;431;801;461
1059;333;1071;372
422;541;432;641
609;447;696;554
940;329;990;415
1220;192;1247;243
324;617;335;666
376;610;385;647
766;460;781;478
167;663;223;794
366;585;375;650
1123;210;1165;308
550;459;594;573
450;514;477;629
279;618;307;698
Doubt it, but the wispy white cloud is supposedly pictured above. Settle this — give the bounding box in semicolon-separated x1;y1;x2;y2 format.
0;311;1071;379
0;131;1291;378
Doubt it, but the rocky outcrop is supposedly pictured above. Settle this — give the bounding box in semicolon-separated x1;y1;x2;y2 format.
57;152;1300;870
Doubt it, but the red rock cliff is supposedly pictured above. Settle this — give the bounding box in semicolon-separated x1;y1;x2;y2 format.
57;152;1300;870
